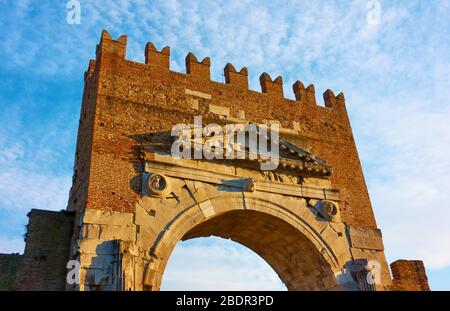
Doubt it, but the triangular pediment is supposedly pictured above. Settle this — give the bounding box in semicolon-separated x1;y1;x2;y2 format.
163;123;333;178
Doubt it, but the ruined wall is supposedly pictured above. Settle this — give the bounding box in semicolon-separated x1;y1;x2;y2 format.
67;30;377;229
390;260;430;291
0;254;21;291
15;210;75;291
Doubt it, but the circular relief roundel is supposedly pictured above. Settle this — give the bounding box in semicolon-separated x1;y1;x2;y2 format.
323;201;337;218
147;174;170;197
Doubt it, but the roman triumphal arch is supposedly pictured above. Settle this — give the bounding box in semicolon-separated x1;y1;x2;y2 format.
2;30;431;292
60;30;395;291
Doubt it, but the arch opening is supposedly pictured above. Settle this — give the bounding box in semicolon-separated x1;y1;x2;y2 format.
161;237;287;291
159;209;339;291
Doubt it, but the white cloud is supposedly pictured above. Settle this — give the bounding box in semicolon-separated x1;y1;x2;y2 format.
0;139;71;255
354;97;450;269
0;138;71;213
0;143;24;164
0;236;24;254
0;167;71;212
161;237;286;291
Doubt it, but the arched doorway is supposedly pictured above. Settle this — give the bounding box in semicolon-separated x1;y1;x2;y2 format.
147;199;340;291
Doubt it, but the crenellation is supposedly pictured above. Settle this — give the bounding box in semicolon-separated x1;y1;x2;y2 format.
145;42;170;72
323;89;346;109
305;84;317;106
336;92;346;107
293;81;318;106
185;52;211;80
292;80;306;102
323;89;337;108
89;29;350;108
259;72;283;97
224;63;248;89
96;30;127;59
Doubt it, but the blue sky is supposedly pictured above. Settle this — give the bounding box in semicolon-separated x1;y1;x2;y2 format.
0;0;449;290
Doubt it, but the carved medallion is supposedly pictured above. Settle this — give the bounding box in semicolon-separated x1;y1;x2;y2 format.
317;200;339;222
147;173;171;197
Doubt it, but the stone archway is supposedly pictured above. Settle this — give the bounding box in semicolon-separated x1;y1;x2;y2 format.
74;153;392;291
139;189;345;291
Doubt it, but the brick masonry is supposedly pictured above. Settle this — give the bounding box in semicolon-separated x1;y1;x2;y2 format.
67;30;376;229
0;254;21;290
14;210;75;291
390;260;430;291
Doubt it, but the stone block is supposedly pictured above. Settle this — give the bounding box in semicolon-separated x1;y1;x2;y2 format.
135;203;155;227
83;268;115;286
160;197;180;209
78;239;119;255
185;88;212;99
80;253;117;269
209;104;230;117
199;200;216;218
348;226;384;251
190;98;199;110
83;209;134;227
137;226;160;250
192;186;209;203
80;224;101;239
99;225;137;241
174;187;197;209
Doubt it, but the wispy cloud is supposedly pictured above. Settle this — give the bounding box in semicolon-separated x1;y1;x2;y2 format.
0;236;24;254
0;0;449;289
355;96;450;269
162;238;286;291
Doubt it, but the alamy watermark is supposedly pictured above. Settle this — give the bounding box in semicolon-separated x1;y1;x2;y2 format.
171;116;280;171
66;260;80;285
65;258;383;287
366;0;381;25
337;259;382;288
66;0;81;25
366;260;382;285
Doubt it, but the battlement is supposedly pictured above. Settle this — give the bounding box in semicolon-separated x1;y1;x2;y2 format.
260;72;283;98
93;30;346;110
96;30;127;59
145;42;170;72
224;63;248;89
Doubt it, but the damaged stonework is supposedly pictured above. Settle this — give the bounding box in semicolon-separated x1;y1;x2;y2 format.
346;226;392;289
69;148;394;291
73;210;136;291
68;146;388;290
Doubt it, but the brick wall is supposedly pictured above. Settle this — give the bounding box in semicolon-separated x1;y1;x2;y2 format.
0;254;22;291
15;210;75;291
67;30;377;229
390;260;430;291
